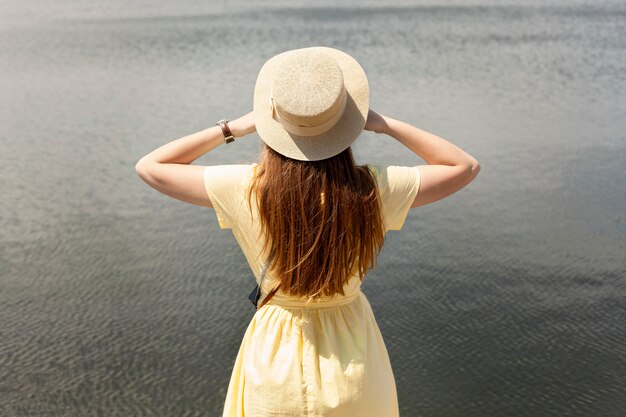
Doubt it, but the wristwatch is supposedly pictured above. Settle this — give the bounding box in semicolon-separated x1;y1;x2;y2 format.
216;119;235;144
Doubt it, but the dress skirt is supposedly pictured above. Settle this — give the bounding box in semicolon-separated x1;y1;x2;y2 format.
221;289;400;417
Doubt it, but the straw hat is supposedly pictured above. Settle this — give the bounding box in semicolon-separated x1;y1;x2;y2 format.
253;46;370;161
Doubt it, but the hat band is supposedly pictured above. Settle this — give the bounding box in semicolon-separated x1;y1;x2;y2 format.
269;88;347;137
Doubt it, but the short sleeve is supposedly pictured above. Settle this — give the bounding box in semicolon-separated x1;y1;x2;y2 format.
203;164;252;229
367;164;421;231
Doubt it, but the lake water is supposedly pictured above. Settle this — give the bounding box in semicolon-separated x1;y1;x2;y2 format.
1;0;625;416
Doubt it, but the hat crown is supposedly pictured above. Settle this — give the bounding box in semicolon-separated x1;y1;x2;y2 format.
271;51;347;132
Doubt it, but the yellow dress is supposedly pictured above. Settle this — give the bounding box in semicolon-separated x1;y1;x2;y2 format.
204;163;421;417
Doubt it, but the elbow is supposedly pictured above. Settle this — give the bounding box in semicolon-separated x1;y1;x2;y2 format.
135;158;149;178
461;158;480;179
135;160;143;175
466;154;480;174
470;160;481;177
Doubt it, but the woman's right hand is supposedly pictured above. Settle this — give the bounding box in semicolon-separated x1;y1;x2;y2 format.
364;109;389;134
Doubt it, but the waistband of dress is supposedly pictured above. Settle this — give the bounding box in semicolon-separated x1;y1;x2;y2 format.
264;288;363;309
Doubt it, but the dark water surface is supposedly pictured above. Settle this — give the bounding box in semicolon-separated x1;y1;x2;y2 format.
1;1;625;416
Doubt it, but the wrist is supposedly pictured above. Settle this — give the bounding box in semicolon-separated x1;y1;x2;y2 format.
228;118;252;138
216;119;236;144
227;119;242;138
380;115;394;136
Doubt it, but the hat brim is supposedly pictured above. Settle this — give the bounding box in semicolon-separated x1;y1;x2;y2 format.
253;46;369;162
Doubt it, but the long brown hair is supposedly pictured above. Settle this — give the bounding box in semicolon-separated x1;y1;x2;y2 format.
246;142;386;300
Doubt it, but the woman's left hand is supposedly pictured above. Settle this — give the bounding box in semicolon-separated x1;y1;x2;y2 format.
228;111;257;138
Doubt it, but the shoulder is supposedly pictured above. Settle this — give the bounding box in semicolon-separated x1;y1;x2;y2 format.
204;163;256;174
204;163;257;187
203;164;257;229
203;163;257;200
364;163;420;190
363;163;421;231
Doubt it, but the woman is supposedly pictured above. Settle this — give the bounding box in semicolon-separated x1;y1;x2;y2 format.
135;46;480;417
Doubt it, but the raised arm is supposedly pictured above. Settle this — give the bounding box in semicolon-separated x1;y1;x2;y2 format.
365;109;480;208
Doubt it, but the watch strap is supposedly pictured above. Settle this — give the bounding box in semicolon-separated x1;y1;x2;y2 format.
216;119;235;144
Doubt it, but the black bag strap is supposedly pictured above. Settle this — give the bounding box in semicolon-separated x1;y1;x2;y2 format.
255;252;280;310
